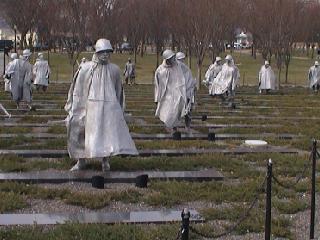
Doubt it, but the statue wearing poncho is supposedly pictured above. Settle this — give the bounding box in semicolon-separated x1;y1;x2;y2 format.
65;50;138;160
259;61;276;93
154;51;187;128
33;53;50;91
4;53;18;92
308;61;320;92
209;56;239;97
5;49;33;109
204;57;222;89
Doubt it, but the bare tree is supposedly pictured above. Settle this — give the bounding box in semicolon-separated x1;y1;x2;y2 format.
56;0;93;74
120;0;148;63
1;0;39;50
146;0;169;69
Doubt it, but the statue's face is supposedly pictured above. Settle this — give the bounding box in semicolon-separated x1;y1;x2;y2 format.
97;50;111;63
265;64;269;68
166;56;176;66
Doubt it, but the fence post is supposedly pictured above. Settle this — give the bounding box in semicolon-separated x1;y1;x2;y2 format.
181;208;190;240
265;159;272;240
310;139;317;240
3;46;5;75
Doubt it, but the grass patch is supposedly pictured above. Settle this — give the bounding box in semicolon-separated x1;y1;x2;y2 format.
273;198;308;214
129;125;164;134
111;154;259;178
47;125;66;134
146;178;265;206
0;155;72;172
0;223;182;240
201;205;249;221
272;217;293;239
135;140;224;150
0;182;143;210
0;135;37;149
0;127;30;134
0;191;28;213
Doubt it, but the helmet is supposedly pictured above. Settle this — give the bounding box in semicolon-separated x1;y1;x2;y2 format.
95;39;113;53
176;52;185;60
215;56;222;62
10;53;17;60
38;52;44;59
315;61;319;66
23;49;32;57
162;49;175;60
265;60;270;65
225;55;233;61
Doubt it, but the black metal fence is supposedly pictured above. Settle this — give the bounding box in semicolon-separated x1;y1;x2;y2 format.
177;139;319;240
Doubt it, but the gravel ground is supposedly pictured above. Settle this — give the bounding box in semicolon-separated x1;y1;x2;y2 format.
291;194;320;239
5;181;320;239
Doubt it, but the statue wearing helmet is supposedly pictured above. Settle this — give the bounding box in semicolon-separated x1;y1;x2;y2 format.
258;61;276;94
308;61;320;92
3;52;18;93
154;49;188;132
33;53;51;92
65;38;138;172
204;56;223;88
176;51;196;129
5;49;33;110
123;58;135;85
209;55;240;106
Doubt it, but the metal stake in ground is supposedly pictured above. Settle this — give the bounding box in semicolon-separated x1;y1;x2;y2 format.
310;139;317;240
265;159;272;240
181;208;190;240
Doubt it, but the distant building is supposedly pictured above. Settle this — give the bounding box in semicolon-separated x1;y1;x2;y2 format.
235;31;253;49
0;16;17;41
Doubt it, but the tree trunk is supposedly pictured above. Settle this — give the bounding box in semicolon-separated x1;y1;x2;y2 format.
134;47;137;64
251;43;257;59
230;41;234;53
284;53;291;84
278;67;281;89
171;34;175;51
285;63;289;84
211;50;215;63
251;44;254;57
20;33;27;50
262;48;268;60
197;60;202;90
28;32;34;50
156;44;160;70
140;40;144;57
47;48;50;65
188;47;192;69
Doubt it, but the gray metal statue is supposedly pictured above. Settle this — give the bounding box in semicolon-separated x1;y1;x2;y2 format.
176;51;196;129
204;56;222;89
33;53;50;92
308;61;320;92
209;55;240;103
65;38;138;172
5;49;33;109
154;49;188;132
